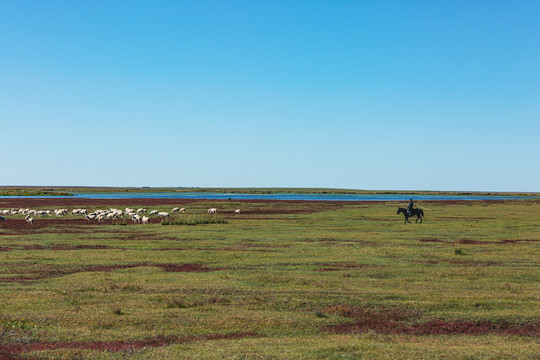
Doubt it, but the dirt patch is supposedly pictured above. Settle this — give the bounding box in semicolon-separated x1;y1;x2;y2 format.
0;262;224;283
1;331;259;357
324;305;540;336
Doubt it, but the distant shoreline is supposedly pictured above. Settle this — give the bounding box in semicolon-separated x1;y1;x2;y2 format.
0;186;538;197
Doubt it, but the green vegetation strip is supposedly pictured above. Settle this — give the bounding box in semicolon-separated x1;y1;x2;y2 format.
161;215;228;226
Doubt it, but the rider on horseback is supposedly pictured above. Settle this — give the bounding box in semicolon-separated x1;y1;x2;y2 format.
407;199;414;216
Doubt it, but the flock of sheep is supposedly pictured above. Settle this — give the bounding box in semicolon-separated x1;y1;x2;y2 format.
0;206;241;225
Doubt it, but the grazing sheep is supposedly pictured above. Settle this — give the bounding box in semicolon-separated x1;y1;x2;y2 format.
149;210;159;216
141;216;150;224
208;208;217;215
157;212;170;219
137;208;147;214
172;207;180;212
55;209;68;216
234;209;241;214
180;207;186;213
25;216;33;225
132;214;141;223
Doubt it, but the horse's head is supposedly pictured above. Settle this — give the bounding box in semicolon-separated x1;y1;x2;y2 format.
397;208;403;215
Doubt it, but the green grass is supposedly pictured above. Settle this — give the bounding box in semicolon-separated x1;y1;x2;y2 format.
161;214;228;225
0;188;73;196
0;200;538;359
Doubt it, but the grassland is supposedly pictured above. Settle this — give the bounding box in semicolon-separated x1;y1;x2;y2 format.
2;186;538;196
0;188;73;197
0;199;538;359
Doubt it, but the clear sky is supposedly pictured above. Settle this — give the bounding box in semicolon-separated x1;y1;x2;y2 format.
1;1;538;191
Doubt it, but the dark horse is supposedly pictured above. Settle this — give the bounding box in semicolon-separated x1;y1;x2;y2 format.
397;208;424;224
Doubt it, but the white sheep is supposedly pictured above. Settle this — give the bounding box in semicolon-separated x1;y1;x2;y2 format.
180;207;186;213
141;216;150;224
234;209;241;214
172;207;180;212
149;210;159;216
25;215;33;225
208;208;217;215
157;212;170;218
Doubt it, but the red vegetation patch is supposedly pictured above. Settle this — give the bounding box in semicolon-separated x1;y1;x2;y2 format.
0;218;162;233
1;331;259;356
419;238;531;246
448;259;501;266
9;244;119;251
324;305;540;336
156;263;223;272
410;320;540;336
316;263;382;271
419;238;448;243
0;262;224;283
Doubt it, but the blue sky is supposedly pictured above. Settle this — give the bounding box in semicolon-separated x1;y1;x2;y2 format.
1;1;538;191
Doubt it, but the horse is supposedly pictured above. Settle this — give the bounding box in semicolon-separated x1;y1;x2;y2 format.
397;208;424;224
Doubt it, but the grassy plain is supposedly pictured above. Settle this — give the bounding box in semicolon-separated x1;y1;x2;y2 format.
2;186;538;196
0;199;539;359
